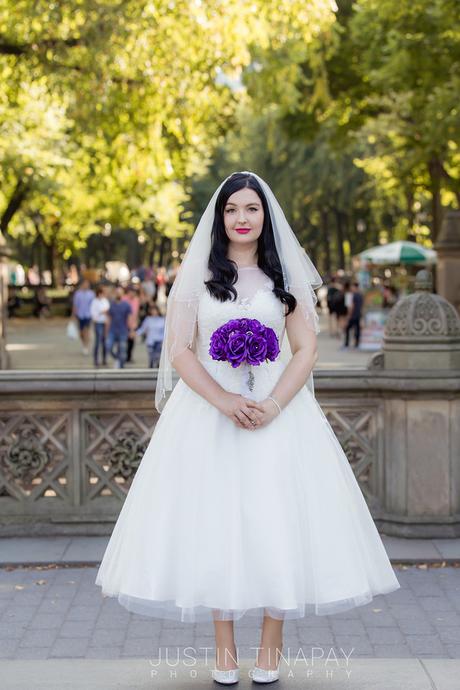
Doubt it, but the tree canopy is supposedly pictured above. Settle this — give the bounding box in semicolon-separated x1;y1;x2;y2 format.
0;0;458;280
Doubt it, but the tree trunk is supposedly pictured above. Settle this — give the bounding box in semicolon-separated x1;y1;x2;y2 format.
308;230;318;266
148;242;156;267
343;211;351;267
158;236;167;268
405;188;416;241
46;240;57;287
321;210;331;274
335;209;346;270
428;157;444;242
1;178;31;235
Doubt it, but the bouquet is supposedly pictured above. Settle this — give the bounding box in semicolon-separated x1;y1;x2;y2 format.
208;318;280;392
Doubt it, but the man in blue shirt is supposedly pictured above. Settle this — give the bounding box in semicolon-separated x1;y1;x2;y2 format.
106;287;133;368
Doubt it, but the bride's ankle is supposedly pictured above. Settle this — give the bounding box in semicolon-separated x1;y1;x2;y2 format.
215;644;238;670
256;641;283;670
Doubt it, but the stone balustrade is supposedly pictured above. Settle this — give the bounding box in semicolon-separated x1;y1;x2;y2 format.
0;367;459;538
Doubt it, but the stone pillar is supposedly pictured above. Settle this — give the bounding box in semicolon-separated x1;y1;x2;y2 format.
435;209;460;313
368;269;460;536
0;232;12;369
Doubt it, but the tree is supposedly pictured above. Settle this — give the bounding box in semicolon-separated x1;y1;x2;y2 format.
346;0;460;239
0;0;336;279
242;0;460;248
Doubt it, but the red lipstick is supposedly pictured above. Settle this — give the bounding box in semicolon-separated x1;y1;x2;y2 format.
235;228;250;234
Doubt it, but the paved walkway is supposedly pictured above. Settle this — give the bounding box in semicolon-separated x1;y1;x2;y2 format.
0;536;460;673
0;658;459;689
1;535;460;567
5;314;371;371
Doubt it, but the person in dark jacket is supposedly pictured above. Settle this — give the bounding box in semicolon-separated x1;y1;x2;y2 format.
327;276;341;337
344;282;364;348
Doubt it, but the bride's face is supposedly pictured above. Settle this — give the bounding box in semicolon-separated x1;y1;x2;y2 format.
223;188;264;245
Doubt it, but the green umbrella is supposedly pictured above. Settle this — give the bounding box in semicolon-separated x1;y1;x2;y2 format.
358;241;437;265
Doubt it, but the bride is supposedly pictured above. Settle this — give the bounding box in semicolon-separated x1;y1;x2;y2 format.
95;171;400;686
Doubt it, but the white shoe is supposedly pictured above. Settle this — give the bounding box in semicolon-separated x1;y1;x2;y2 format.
251;664;280;684
211;667;240;685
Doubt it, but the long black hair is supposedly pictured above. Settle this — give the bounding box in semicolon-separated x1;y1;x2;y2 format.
204;172;297;316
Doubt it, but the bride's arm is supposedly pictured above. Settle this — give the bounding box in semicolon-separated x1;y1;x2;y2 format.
163;303;257;428
265;305;318;412
165;305;228;411
172;347;262;430
172;347;227;409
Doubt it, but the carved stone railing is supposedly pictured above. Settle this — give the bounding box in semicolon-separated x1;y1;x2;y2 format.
0;368;459;537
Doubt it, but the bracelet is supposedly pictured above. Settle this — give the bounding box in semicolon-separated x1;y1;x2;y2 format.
268;395;282;415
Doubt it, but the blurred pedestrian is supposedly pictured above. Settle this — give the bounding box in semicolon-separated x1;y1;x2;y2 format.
7;286;22;318
326;276;341;337
71;279;95;355
344;281;364;349
90;285;110;367
165;262;178;297
135;263;147;282
155;266;169;311
141;277;155;301
32;286;52;319
382;284;398;310
122;285;140;363
27;264;40;286
106;287;132;368
138;286;151;327
135;303;165;368
331;281;348;338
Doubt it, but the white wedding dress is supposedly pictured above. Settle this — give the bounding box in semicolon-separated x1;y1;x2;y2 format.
95;266;400;622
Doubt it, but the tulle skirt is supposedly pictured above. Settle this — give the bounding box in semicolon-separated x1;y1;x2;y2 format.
95;359;400;623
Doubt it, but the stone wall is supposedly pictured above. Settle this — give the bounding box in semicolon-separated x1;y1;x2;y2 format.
0;369;459;537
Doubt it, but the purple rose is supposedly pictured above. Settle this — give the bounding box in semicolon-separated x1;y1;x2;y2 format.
227;332;247;367
248;319;265;334
237;318;250;331
266;329;281;360
223;319;241;334
246;334;268;365
209;331;228;360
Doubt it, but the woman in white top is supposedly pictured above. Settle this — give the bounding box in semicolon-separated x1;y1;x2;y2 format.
135;302;165;368
90;285;110;367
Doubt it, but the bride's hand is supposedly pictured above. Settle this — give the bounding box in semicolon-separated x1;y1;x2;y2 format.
216;393;264;431
245;398;280;428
